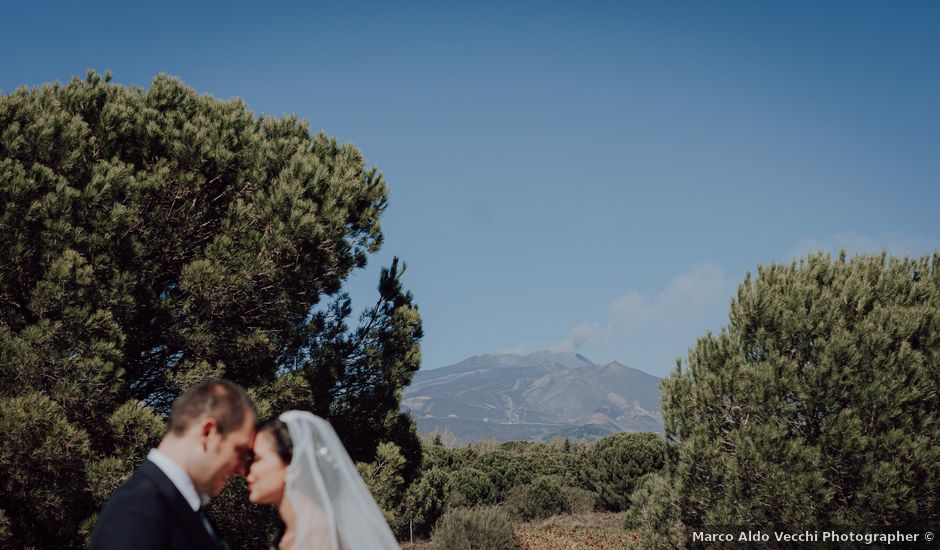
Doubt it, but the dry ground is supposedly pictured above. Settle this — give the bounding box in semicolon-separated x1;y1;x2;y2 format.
515;512;641;549
400;512;642;549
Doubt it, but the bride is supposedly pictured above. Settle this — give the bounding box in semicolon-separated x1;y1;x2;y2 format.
246;411;400;550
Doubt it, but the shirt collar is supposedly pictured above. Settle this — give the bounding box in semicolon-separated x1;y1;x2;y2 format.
147;448;203;511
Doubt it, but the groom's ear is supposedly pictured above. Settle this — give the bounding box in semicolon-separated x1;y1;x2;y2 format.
199;417;219;448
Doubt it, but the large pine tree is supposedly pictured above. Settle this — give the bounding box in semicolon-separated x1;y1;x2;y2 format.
0;72;422;547
630;252;939;547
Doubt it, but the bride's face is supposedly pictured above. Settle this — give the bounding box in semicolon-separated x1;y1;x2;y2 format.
246;431;287;505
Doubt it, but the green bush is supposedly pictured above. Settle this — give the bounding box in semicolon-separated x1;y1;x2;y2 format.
423;444;477;471
506;477;569;521
472;452;533;499
498;440;538;454
522;451;575;481
399;467;449;539
561;485;598;515
356;441;407;528
448;467;497;507
478;450;576;499
576;432;667;512
430;507;516;550
624;473;685;549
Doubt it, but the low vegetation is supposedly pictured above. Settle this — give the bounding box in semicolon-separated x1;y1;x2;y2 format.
430;507;515;550
375;431;665;547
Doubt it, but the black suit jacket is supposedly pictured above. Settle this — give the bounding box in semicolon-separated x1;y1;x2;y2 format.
90;459;227;550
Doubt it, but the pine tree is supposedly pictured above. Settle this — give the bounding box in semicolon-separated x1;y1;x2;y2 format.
400;467;448;539
630;252;940;545
357;441;407;528
0;71;422;547
575;431;666;512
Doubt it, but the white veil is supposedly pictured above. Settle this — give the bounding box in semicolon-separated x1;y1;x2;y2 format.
278;410;399;550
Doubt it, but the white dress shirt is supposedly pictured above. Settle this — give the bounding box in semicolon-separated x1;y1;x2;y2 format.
147;449;218;541
147;448;201;511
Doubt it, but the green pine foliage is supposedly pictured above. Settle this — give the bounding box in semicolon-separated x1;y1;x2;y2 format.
0;72;422;548
448;467;498;508
576;431;667;512
423;443;580;502
357;441;407;528
633;253;940;544
560;484;598;515
0;393;92;546
419;434;666;529
399;466;449;538
505;476;570;521
623;473;684;549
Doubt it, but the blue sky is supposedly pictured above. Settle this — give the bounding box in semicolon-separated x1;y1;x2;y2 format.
3;1;938;377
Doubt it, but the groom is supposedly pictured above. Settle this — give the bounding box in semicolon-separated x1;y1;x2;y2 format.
91;379;256;550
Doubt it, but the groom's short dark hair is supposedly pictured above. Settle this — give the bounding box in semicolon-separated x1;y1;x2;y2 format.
167;379;253;437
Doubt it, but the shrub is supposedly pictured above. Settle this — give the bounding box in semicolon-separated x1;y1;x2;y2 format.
624;473;685;549
506;477;569;521
423;444;477;471
576;432;667;511
525;451;575;481
448;467;497;507
472;452;532;499
430;507;516;550
561;485;598;515
498;440;536;454
356;442;406;528
399;467;449;539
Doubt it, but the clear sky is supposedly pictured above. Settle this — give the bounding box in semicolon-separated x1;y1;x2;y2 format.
2;1;938;377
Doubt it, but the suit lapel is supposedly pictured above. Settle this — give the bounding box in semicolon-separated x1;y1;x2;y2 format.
139;460;224;550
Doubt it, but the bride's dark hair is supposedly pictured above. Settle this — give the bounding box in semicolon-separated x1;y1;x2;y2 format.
256;418;295;548
257;417;293;464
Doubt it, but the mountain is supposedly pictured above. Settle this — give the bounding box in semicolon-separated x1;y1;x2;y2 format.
402;351;662;444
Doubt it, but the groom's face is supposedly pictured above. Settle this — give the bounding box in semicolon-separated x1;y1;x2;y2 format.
199;413;256;496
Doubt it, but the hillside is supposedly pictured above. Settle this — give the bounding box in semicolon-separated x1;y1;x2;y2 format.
402;351;663;443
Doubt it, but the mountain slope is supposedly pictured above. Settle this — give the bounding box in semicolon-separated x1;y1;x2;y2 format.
402;351;662;443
